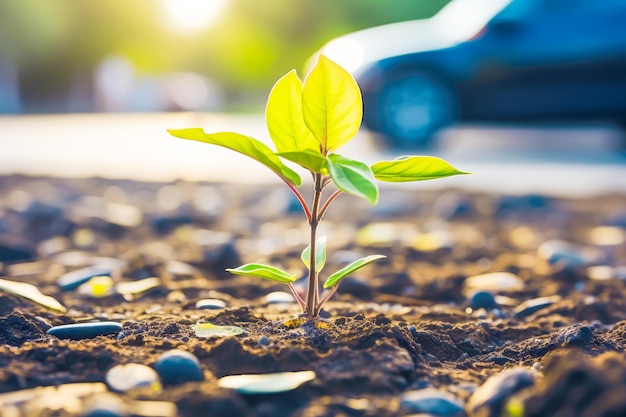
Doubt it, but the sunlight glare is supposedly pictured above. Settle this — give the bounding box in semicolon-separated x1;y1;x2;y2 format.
322;38;364;72
161;0;228;34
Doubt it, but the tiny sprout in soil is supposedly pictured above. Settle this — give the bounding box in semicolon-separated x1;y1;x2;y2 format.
168;55;470;320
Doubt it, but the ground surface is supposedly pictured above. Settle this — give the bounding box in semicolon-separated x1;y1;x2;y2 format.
1;175;626;417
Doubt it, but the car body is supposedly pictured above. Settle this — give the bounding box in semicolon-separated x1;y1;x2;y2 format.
312;0;626;147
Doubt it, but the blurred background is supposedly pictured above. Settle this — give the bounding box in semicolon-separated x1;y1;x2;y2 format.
0;0;448;114
1;0;625;195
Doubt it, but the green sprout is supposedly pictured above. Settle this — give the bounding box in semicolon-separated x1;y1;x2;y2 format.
169;55;469;320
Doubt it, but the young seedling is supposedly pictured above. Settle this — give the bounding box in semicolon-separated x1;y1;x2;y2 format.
169;55;469;320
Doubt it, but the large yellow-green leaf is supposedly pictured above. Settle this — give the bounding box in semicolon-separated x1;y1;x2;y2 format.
301;236;327;272
302;55;362;154
323;255;386;289
168;128;301;186
226;263;296;283
371;156;470;183
266;70;318;153
327;154;379;205
275;149;327;173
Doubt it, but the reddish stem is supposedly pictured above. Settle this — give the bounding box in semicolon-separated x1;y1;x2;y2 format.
287;283;306;311
318;189;343;220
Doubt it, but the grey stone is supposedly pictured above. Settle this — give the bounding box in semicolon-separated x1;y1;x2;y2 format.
47;322;122;340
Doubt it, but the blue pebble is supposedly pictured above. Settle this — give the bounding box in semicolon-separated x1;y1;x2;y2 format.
57;266;112;291
47;322;123;340
258;336;270;346
468;291;498;310
155;349;203;385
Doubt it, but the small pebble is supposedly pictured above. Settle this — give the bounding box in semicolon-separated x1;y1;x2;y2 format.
47;322;122;340
537;240;595;267
466;367;535;417
514;296;560;318
195;298;226;310
264;291;295;304
106;363;161;392
218;370;316;394
154;350;203;385
400;388;464;415
258;336;270;346
465;272;525;294
468;291;498;310
57;266;112;291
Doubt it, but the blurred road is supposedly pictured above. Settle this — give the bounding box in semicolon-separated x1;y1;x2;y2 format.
1;113;625;197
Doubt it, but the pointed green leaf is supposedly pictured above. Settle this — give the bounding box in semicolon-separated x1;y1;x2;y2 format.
266;70;318;153
323;255;386;289
327;154;379;205
371;156;470;183
168;129;301;186
302;55;362;153
301;236;327;272
276;149;327;173
226;263;296;283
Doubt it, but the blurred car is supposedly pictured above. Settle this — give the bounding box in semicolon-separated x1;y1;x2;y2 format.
311;0;626;147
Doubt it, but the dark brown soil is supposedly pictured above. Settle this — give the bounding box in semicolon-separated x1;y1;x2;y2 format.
1;175;625;417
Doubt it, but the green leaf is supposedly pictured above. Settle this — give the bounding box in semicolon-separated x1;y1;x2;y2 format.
168;128;301;186
327;154;379;205
323;255;386;289
302;55;362;154
226;263;296;283
371;156;470;183
301;236;327;272
276;149;327;173
266;70;318;153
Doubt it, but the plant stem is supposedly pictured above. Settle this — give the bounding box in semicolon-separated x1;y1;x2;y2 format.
305;173;323;318
287;283;306;311
318;189;342;221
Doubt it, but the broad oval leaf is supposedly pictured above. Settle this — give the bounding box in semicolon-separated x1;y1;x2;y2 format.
168;128;301;186
226;263;296;283
371;156;470;183
301;236;327;272
302;55;362;153
327;154;379;205
323;255;386;289
276;149;327;173
266;70;318;153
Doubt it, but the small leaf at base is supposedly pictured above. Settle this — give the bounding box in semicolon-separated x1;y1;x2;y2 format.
226;263;296;283
323;255;385;289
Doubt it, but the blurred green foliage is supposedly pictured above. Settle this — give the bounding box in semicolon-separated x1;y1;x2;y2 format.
0;0;449;108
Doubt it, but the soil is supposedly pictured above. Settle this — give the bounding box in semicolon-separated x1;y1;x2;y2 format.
1;175;626;417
